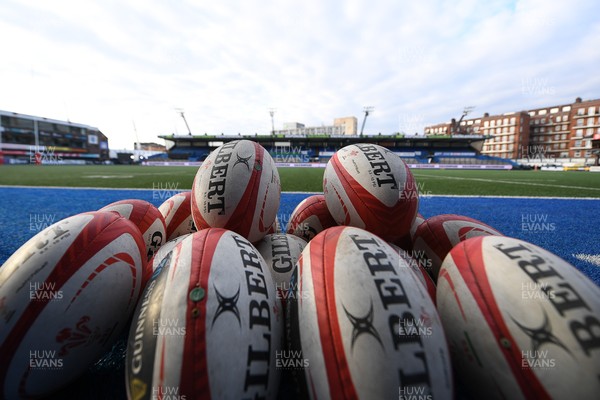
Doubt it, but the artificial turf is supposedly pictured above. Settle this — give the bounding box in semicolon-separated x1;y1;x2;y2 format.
1;165;600;197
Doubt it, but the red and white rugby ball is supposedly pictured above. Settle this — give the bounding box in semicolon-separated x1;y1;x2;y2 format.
254;233;307;300
191;140;281;243
323;144;418;242
126;229;282;400
158;191;197;241
0;211;147;399
437;235;600;399
99;199;167;262
395;212;425;251
287;226;453;399
413;214;502;281
286;194;337;242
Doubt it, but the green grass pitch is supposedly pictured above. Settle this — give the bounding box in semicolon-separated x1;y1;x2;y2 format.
1;165;600;197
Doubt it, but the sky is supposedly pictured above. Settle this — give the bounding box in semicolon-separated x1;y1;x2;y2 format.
1;0;599;150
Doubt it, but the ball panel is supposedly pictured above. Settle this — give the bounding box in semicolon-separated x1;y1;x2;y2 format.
0;212;146;399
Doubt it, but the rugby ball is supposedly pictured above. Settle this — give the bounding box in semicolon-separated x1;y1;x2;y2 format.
254;233;307;301
389;243;437;303
158;191;197;241
126;229;282;400
395;212;425;251
287;226;453;399
286;194;337;242
323;144;418;242
437;235;600;399
413;214;502;281
99;199;167;262
148;234;192;274
0;211;147;399
191;140;281;243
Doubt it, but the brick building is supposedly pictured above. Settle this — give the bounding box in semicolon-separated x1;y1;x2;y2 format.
424;97;600;161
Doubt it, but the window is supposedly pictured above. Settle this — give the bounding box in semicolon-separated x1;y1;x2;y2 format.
588;128;594;136
510;126;515;133
540;127;545;133
539;109;547;115
563;115;569;121
562;106;571;112
577;108;585;115
575;140;582;147
556;116;561;122
510;117;516;124
574;151;581;157
503;118;508;125
589;107;595;115
88;134;98;145
550;107;559;114
491;120;495;127
554;134;559;140
541;118;546;124
561;134;567;140
577;119;584;126
555;125;560;132
576;129;583;137
560;143;566;149
529;111;536;116
484;121;489;127
588;118;594;126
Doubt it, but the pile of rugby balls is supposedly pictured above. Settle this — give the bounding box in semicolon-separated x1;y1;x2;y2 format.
0;139;598;400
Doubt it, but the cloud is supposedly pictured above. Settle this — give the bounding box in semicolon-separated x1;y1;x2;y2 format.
0;0;598;149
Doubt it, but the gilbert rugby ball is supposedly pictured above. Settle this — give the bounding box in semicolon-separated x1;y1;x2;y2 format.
0;211;147;399
437;235;600;400
158;191;197;241
148;234;191;274
413;214;502;281
254;233;307;300
286;194;337;242
191;140;281;243
126;229;283;400
99;199;167;262
287;226;453;399
323;144;418;242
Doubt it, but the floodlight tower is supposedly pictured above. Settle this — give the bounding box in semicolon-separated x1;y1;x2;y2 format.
269;108;276;135
452;106;475;135
360;106;374;136
176;108;192;135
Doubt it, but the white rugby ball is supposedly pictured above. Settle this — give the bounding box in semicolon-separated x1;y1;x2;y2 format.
158;191;197;241
191;140;281;243
287;226;453;399
126;229;283;400
323;144;418;242
148;233;192;274
437;235;600;400
413;214;502;281
0;211;148;399
99;199;167;262
254;233;307;301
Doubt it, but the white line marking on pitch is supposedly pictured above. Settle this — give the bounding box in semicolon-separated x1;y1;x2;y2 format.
573;254;600;267
412;174;600;191
0;186;599;200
